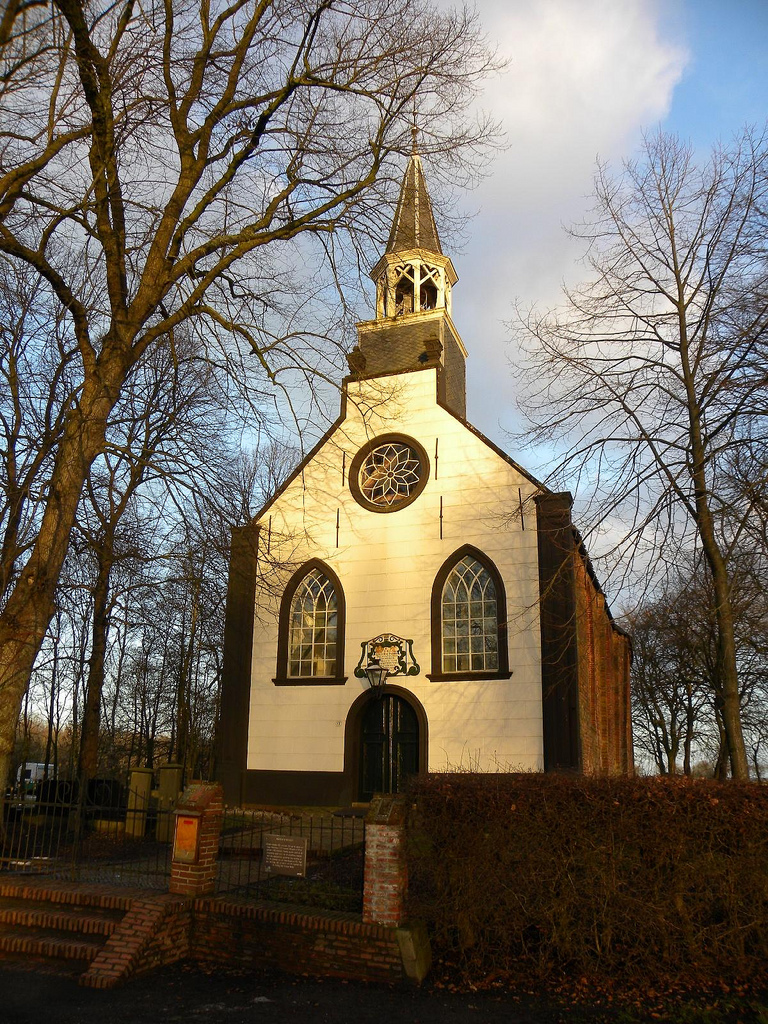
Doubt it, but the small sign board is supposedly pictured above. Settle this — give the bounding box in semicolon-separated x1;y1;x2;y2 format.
263;833;308;877
173;813;200;864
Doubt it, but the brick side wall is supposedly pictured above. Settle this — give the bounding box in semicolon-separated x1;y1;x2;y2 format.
534;492;581;770
216;523;260;806
191;898;403;984
535;492;633;776
135;905;191;976
81;897;189;989
573;555;633;774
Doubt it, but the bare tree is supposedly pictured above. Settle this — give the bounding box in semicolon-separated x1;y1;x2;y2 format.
11;425;288;788
630;548;768;777
0;0;499;787
629;562;720;776
0;260;79;607
75;330;229;787
516;129;768;779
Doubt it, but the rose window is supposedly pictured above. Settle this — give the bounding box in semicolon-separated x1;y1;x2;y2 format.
350;435;429;512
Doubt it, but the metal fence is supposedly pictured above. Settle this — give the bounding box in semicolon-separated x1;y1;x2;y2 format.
1;788;173;889
2;790;368;910
217;808;365;912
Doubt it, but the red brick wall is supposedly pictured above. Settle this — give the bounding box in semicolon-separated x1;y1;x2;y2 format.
191;899;404;984
573;555;633;774
79;895;190;990
4;879;407;989
134;905;191;977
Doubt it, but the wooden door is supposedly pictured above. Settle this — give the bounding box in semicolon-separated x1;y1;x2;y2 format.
360;695;419;801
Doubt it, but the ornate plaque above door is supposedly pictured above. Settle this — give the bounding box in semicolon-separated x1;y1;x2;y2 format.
354;633;420;678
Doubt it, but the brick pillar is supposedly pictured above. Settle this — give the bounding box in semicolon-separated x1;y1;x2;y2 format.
363;794;408;927
169;782;223;898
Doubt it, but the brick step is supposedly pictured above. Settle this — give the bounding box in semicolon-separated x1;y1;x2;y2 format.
0;926;105;964
0;950;87;977
0;880;134;912
0;900;122;936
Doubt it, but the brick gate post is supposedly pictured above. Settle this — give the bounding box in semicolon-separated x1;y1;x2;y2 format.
169;782;223;898
363;794;408;926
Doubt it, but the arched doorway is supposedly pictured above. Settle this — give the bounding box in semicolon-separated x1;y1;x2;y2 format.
359;694;419;802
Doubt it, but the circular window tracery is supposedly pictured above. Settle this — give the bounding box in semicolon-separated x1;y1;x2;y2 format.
349;434;429;513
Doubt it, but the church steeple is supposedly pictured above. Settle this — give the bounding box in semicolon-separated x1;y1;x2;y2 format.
385;131;443;256
369;134;457;320
349;138;467;419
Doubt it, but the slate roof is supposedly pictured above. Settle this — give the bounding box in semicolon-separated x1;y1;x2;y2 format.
385;151;442;255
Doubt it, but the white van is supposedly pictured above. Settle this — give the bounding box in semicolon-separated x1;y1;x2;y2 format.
16;762;53;794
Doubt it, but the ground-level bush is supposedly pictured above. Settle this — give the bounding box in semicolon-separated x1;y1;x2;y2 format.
406;774;768;990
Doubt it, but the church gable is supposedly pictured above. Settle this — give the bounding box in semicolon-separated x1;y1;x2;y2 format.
261;368;541;557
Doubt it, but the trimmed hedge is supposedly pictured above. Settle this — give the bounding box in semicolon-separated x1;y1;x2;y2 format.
405;774;768;989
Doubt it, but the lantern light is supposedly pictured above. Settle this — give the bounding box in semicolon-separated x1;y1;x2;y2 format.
364;665;389;697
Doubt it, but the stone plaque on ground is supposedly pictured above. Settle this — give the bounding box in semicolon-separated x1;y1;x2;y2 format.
263;833;308;877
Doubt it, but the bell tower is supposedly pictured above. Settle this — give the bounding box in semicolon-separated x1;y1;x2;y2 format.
349;133;467;418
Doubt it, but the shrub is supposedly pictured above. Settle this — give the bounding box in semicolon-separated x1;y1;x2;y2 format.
405;773;768;989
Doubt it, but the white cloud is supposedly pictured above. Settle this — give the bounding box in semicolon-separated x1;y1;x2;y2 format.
445;0;688;446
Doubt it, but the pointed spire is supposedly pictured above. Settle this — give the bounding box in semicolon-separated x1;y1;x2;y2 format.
385;132;443;256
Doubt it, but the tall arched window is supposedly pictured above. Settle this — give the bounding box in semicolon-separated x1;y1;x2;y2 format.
274;561;346;685
428;546;510;681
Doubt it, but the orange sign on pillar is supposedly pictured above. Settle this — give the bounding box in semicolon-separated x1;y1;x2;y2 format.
173;812;200;863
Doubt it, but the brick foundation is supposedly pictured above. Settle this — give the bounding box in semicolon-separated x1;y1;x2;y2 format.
0;879;421;988
1;788;429;987
192;897;403;983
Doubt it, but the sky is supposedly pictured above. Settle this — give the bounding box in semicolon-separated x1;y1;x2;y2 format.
446;0;768;459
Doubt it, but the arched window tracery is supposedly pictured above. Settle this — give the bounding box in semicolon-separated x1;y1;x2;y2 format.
275;561;346;684
441;556;498;673
288;568;338;678
429;546;511;681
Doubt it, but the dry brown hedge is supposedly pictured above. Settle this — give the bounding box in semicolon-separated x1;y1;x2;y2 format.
405;773;768;989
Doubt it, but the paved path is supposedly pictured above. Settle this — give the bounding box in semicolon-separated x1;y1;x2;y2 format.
0;961;581;1024
3;958;763;1023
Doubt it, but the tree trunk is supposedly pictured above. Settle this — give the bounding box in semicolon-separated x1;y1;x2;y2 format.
678;302;750;780
78;543;114;788
176;577;201;778
0;366;121;793
696;530;749;778
683;679;694;776
713;701;730;779
43;629;59;782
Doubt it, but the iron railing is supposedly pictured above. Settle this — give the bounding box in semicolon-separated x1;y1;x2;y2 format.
217;808;365;912
1;788;173;889
2;790;368;909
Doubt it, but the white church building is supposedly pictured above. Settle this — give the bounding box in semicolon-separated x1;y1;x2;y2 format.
216;148;632;807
